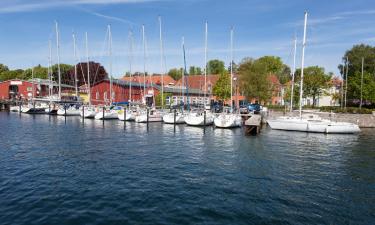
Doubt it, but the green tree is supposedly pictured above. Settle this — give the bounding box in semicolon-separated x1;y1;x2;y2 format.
22;65;48;79
227;61;238;74
188;66;202;75
257;56;291;85
212;71;231;101
295;66;331;107
348;71;375;103
238;58;272;103
0;69;24;81
207;59;225;74
155;92;172;106
168;68;183;81
339;44;375;103
0;64;9;74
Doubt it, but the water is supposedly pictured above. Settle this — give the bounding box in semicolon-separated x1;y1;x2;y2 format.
0;112;374;225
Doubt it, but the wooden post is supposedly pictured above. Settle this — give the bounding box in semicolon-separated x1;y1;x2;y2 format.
174;109;176;132
124;108;126;129
102;106;105;125
82;105;85;122
146;108;149;130
204;110;206;126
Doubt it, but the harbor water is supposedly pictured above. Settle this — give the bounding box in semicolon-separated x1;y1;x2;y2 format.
0;112;374;224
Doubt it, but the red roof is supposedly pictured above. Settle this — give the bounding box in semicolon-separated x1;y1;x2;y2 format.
175;75;220;91
121;74;176;86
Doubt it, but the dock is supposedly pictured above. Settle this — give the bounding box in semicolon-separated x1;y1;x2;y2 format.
244;114;262;135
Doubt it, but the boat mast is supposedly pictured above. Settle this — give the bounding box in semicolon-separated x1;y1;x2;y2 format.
290;36;297;112
48;39;52;100
159;16;165;108
182;37;190;111
299;12;308;119
72;32;78;98
230;26;234;111
85;32;91;106
31;67;34;101
344;56;348;109
108;25;113;106
55;21;61;100
360;57;364;110
142;24;146;103
204;21;208;106
128;29;133;103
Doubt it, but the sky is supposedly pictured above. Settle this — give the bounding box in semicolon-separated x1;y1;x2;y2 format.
1;0;375;78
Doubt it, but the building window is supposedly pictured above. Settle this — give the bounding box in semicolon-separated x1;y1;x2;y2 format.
104;91;107;101
27;87;32;91
112;92;115;100
96;92;99;100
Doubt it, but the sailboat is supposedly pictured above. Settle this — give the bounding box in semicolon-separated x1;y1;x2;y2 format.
80;32;97;118
185;21;214;126
95;25;119;120
135;24;163;123
214;26;242;128
267;12;360;134
118;30;136;121
21;68;47;114
57;32;81;116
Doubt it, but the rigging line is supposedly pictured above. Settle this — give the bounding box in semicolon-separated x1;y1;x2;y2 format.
92;27;109;85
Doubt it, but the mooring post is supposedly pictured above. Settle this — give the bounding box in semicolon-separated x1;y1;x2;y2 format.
124;108;126;129
19;102;21;115
174;109;177;132
82;105;85;122
146;108;149;130
102;106;105;125
204;110;206;126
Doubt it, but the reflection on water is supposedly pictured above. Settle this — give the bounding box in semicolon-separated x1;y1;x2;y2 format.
0;112;374;225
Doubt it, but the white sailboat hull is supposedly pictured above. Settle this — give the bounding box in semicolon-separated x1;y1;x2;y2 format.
185;112;214;126
94;110;119;120
80;108;97;118
162;113;185;124
214;114;242;128
118;110;135;121
135;111;163;123
57;108;81;116
267;116;360;134
10;106;20;112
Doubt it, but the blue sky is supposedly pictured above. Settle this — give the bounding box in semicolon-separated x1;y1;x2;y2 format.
1;0;375;78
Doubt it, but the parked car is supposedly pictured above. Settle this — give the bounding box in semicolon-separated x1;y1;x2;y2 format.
248;103;261;114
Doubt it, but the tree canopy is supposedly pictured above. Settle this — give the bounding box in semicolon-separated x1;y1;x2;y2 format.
257;56;291;85
207;59;225;74
168;68;183;81
238;57;272;103
339;44;375;104
294;66;331;106
189;66;202;75
212;71;231;101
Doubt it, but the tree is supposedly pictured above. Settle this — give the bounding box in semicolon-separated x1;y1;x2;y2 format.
168;68;183;81
188;66;202;75
238;58;272;103
295;66;331;107
212;71;231;101
207;59;225;74
155;92;172;106
22;65;48;80
0;64;9;74
257;56;291;85
227;61;238;74
348;71;375;104
0;69;24;81
70;62;108;87
339;44;375;103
